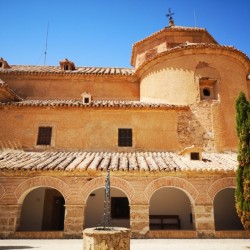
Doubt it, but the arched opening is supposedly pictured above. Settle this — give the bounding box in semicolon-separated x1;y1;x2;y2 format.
214;188;243;230
85;187;130;228
149;187;193;230
18;187;65;231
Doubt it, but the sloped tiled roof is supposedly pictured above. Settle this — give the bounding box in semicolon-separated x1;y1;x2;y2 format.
0;100;188;110
132;26;218;48
0;65;135;76
0;150;237;173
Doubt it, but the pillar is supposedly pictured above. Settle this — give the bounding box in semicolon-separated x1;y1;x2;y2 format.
193;204;215;238
130;204;149;238
64;204;86;238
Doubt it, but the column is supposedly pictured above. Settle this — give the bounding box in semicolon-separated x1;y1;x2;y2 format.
130;204;149;238
64;204;86;238
193;203;215;238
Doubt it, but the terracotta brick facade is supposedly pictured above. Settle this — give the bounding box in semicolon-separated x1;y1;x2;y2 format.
0;23;250;239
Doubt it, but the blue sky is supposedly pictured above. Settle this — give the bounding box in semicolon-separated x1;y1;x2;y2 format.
1;0;249;68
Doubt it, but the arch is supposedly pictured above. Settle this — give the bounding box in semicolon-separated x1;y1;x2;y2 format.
195;64;221;80
81;177;135;204
208;177;235;202
18;187;65;231
85;187;130;229
15;176;71;204
214;188;243;230
149;187;194;230
145;177;198;204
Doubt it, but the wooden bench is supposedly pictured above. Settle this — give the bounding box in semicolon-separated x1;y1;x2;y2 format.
149;215;181;230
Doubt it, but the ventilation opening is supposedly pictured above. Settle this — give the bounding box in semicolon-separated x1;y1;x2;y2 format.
203;88;210;97
84;97;90;104
190;152;200;160
199;78;218;101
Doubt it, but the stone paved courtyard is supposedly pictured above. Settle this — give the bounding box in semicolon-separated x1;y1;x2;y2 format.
0;239;249;250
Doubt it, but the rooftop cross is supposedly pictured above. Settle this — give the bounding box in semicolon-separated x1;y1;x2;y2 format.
166;8;175;26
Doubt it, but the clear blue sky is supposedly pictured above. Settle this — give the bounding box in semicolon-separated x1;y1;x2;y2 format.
1;0;249;68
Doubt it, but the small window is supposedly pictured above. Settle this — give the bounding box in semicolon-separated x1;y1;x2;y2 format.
118;128;132;147
199;78;217;101
64;65;69;70
0;62;2;68
111;197;129;219
190;152;200;160
37;127;52;145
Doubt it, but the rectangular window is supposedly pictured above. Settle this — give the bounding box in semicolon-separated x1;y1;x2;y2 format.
37;127;52;145
118;128;132;147
199;78;217;101
111;197;129;219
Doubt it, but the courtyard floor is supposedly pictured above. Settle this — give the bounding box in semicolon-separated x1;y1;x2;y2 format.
0;239;250;250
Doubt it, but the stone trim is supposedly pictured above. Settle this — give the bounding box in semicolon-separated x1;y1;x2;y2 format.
136;44;250;77
207;177;236;201
81;176;135;204
144;177;199;203
14;176;71;204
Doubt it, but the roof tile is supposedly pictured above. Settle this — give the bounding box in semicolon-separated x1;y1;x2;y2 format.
0;65;134;76
0;99;188;110
0;150;238;173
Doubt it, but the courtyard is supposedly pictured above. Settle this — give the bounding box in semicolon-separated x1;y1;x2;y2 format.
0;239;249;250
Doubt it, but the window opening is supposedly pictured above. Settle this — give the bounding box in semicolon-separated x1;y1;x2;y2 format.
37;127;52;145
199;78;217;101
118;128;132;147
0;62;2;68
111;197;129;219
84;97;90;103
64;65;69;70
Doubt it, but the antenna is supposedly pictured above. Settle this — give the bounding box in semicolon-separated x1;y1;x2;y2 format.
194;10;197;27
44;22;49;66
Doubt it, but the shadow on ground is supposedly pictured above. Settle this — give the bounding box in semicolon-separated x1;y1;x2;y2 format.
0;247;36;249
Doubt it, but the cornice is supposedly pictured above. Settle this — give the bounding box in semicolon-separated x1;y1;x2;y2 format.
135;43;250;78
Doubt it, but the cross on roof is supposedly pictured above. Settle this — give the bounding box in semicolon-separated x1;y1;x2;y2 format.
166;8;174;20
166;8;175;26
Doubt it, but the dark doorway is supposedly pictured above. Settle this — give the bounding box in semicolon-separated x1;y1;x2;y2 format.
42;189;65;230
